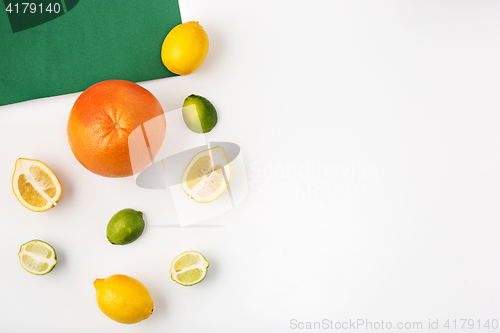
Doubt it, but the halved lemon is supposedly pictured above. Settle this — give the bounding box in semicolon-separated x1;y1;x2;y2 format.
181;146;231;203
170;251;209;286
12;158;62;212
18;240;57;275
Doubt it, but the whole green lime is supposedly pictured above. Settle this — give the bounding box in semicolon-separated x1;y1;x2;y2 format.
106;208;145;245
182;94;218;133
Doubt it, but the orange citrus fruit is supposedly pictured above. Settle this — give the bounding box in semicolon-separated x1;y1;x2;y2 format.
12;158;62;212
67;80;166;178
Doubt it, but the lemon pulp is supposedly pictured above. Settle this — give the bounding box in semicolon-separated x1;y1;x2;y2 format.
181;146;231;203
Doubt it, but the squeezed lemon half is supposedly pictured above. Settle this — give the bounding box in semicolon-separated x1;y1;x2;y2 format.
12;158;62;212
181;146;231;203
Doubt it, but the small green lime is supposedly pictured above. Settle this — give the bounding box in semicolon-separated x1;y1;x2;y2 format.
106;208;145;245
182;94;218;133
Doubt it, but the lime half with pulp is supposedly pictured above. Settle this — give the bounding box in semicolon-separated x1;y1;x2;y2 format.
18;240;57;275
170;251;209;286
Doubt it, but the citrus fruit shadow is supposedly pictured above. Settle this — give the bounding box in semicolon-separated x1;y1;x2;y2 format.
142;281;166;323
200;253;216;285
193;26;223;76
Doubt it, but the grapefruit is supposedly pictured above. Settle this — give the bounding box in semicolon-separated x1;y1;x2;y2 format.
67;80;166;178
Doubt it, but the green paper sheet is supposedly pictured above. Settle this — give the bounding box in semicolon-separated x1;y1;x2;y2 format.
0;0;182;106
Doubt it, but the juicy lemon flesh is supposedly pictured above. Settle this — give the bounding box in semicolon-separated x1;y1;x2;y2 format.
18;240;57;275
186;155;212;189
30;165;57;198
18;174;48;207
181;147;231;203
195;166;224;196
13;158;61;212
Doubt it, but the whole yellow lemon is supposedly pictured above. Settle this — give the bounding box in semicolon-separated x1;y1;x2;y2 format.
161;21;209;75
94;274;154;324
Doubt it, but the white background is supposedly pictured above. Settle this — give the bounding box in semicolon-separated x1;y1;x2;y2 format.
1;0;500;332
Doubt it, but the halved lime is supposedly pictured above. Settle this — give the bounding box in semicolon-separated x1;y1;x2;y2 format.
170;251;209;286
18;240;57;275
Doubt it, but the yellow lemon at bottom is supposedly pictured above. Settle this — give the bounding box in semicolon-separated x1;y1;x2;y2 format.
161;21;209;75
94;274;154;324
